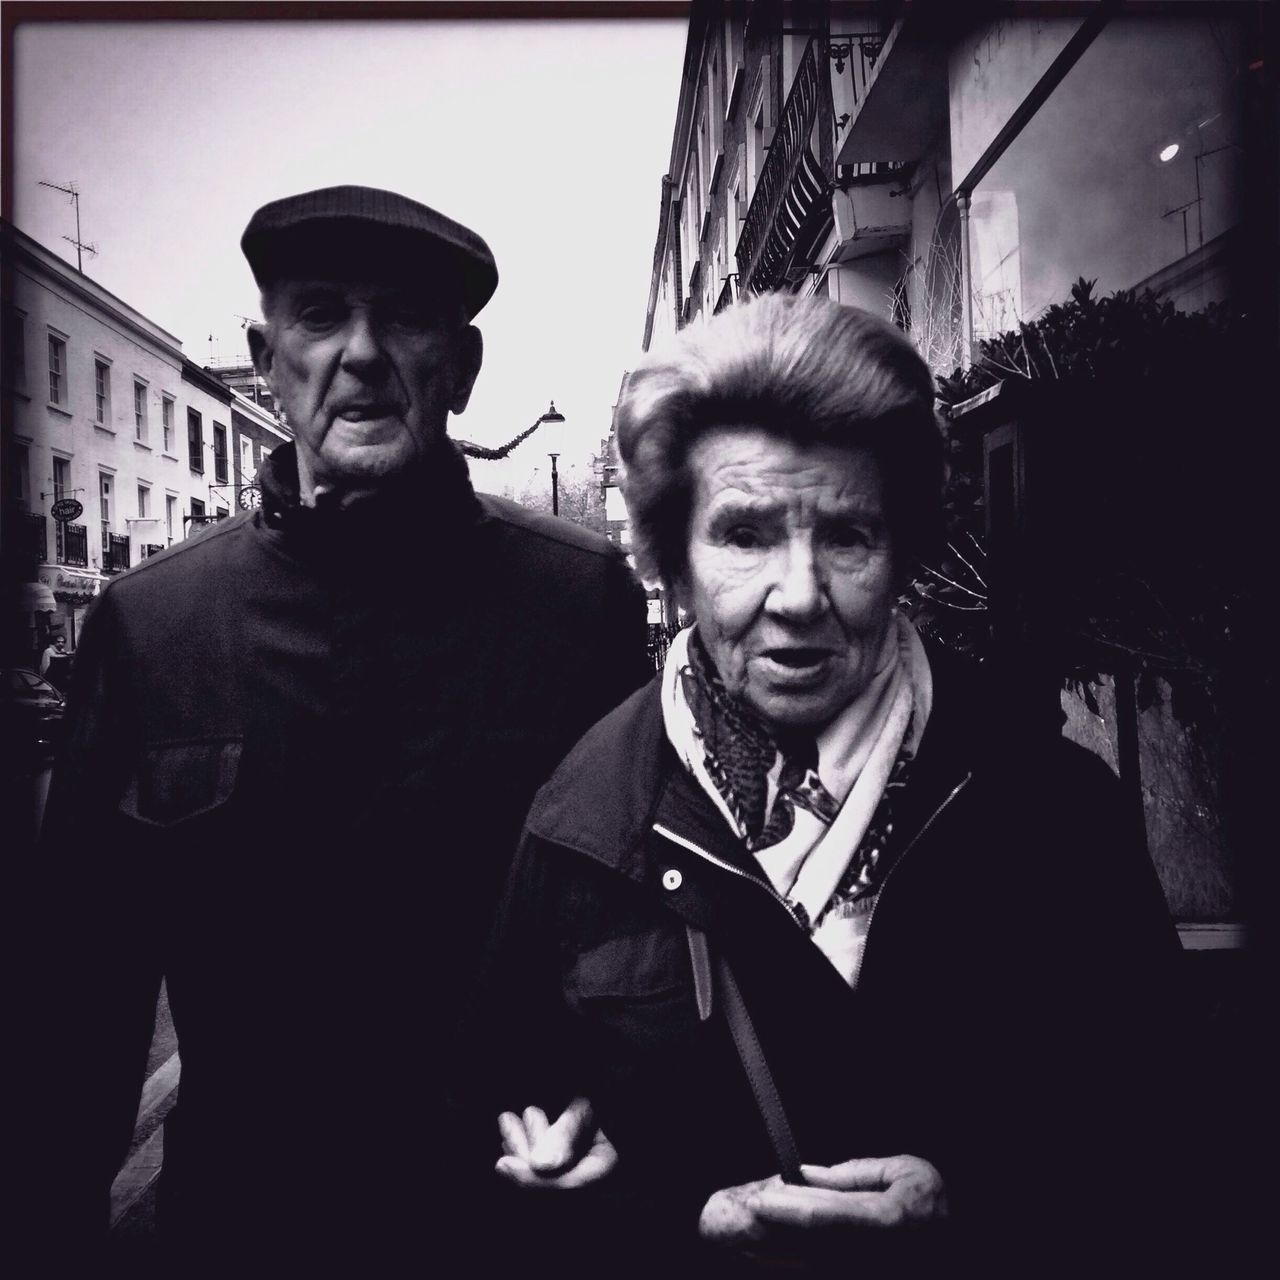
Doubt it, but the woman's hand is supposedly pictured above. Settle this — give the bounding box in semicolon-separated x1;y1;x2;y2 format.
494;1098;618;1190
699;1155;946;1257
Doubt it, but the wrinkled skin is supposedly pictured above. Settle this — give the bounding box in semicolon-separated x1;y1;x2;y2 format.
676;427;898;731
248;276;482;506
698;1155;948;1263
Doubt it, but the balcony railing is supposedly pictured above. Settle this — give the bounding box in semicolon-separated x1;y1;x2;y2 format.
828;33;904;180
103;533;131;574
57;521;88;568
736;38;829;293
22;512;48;563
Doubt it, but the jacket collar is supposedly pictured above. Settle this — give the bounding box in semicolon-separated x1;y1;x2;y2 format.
257;438;483;552
524;638;1033;886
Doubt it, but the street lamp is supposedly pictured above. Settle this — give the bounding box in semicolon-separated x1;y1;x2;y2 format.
548;452;561;516
541;401;567;516
456;400;565;461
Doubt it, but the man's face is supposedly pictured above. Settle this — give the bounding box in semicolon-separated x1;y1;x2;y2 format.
250;276;481;494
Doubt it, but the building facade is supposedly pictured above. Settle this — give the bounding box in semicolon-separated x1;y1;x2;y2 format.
2;220;289;659
643;2;1259;366
635;2;1268;929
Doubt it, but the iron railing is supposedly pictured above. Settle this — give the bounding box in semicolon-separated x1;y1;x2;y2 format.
21;512;48;563
828;32;906;180
103;533;131;574
736;38;829;293
829;33;882;132
57;521;88;568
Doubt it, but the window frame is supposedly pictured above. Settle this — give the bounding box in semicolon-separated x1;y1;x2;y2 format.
133;379;149;442
161;395;176;454
47;331;67;407
212;421;229;485
187;407;204;474
94;357;112;426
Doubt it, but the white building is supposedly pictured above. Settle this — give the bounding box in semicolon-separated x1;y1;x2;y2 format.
3;219;288;656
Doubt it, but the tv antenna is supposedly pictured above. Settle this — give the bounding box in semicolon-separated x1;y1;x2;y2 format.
37;179;98;272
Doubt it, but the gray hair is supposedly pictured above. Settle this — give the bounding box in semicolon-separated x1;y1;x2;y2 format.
615;292;944;591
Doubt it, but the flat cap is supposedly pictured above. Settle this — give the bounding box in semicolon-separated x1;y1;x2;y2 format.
241;185;498;319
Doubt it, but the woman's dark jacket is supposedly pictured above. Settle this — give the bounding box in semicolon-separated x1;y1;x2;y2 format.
29;441;651;1271
482;645;1185;1274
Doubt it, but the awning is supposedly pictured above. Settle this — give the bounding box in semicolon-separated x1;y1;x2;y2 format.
37;565;103;605
17;582;57;611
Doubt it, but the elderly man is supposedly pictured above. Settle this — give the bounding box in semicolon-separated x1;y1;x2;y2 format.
35;186;649;1271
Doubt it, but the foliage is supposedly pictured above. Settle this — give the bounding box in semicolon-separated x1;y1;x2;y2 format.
936;277;1243;404
905;278;1253;729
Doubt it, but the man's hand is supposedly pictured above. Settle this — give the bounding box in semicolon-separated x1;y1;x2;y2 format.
699;1155;946;1255
495;1098;618;1191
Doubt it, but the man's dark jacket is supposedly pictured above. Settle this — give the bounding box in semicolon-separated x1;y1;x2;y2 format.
33;441;650;1270
481;645;1186;1276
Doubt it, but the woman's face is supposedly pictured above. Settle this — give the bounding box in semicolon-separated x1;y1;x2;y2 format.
679;426;898;731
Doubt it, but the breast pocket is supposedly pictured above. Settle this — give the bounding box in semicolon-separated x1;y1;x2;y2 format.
564;929;697;1051
117;737;242;828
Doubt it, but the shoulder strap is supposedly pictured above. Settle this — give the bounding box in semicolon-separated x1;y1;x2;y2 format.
713;946;804;1185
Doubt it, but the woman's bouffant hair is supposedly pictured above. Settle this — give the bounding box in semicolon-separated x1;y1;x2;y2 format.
615;292;945;592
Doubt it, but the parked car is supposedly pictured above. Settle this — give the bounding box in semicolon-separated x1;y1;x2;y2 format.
4;667;66;763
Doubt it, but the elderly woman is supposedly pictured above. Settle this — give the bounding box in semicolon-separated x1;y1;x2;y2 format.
483;295;1179;1274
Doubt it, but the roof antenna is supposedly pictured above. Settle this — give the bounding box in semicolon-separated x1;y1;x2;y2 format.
37;179;98;272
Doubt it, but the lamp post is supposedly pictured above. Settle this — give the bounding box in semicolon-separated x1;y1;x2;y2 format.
540;401;567;517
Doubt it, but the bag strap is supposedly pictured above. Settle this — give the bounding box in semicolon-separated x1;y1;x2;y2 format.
713;946;804;1185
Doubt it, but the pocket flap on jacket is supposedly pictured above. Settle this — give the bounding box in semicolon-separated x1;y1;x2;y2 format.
118;738;242;827
566;930;689;1000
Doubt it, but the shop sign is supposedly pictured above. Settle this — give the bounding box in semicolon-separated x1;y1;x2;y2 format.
51;498;84;522
39;566;101;602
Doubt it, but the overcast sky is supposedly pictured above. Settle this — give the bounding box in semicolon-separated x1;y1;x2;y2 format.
12;14;686;494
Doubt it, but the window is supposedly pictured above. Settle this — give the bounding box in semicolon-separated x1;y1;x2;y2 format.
137;483;150;519
727;154;743;270
239;436;255;483
166;493;176;543
99;472;113;555
53;456;71;502
94;359;112;425
703;50;724;197
187;408;204;473
162;396;175;453
48;334;66;405
3;310;27;394
12;442;30;507
213;422;228;484
190;497;206;529
724;18;744;116
216;506;230;522
745;57;775;209
134;381;148;442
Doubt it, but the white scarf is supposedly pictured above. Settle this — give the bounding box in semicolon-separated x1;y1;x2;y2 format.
662;613;933;985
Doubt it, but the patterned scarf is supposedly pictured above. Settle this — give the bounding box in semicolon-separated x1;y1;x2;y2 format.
663;618;932;980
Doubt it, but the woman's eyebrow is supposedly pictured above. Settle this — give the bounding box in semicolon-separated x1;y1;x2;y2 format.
706;496;779;526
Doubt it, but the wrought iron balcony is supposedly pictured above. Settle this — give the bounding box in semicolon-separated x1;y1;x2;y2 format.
22;511;48;563
103;532;131;574
736;38;829;294
828;32;904;180
57;521;88;568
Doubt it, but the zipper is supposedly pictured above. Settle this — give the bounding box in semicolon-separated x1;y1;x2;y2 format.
651;822;809;931
850;771;973;990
